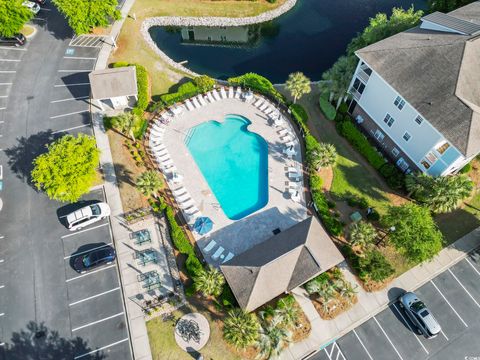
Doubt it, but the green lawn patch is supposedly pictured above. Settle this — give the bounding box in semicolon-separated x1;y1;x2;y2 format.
319;93;336;120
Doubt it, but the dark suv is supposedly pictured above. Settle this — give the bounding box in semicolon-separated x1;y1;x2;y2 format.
73;246;116;273
0;34;26;47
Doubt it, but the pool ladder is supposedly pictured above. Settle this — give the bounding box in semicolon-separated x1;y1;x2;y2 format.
184;128;197;146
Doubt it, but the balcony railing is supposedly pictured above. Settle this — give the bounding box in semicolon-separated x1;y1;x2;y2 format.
357;69;370;83
350;88;362;101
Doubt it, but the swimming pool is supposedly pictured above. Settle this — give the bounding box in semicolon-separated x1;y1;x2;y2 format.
186;114;268;220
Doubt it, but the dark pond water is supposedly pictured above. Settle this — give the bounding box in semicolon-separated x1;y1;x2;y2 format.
149;0;427;83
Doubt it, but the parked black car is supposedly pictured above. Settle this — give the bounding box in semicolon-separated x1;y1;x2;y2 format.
33;0;46;5
73;246;116;273
0;34;26;47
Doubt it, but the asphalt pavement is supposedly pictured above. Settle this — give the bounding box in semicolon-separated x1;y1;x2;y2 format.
310;250;480;360
0;4;131;359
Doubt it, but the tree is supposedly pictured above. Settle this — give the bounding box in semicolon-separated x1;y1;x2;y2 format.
274;297;300;327
319;56;357;108
357;249;395;282
0;0;33;37
111;112;135;141
31;134;100;203
135;170;163;197
382;204;443;263
349;221;377;247
256;314;292;359
406;173;473;213
223;308;260;349
285;72;311;103
194;75;215;93
193;266;225;297
309;143;337;170
428;0;476;12
52;0;120;34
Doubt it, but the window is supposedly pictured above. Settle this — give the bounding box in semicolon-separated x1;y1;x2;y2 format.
394;96;406;110
421;159;431;169
396;157;409;171
403;132;411;142
352;78;365;94
383;114;395;127
415;115;424;125
425;151;438;164
436;142;450;154
392;148;399;157
374;129;385;141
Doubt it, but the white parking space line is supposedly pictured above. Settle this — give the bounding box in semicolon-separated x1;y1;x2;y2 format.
448;268;480;308
69;287;120;306
0;59;20;62
63;56;97;60
0;47;26;51
73;338;129;359
0;83;12;86
61;222;109;239
58;70;92;73
64;242;112;259
54;82;89;87
0;95;8;98
373;316;404;360
0;71;15;74
0;313;4;317
0;236;4;239
430;280;468;327
0;259;4;263
51;96;89;103
72;311;124;332
0;285;4;289
391;304;429;354
352;330;374;360
52;124;90;134
50;109;89;119
0;107;6;111
465;258;480;277
66;264;115;282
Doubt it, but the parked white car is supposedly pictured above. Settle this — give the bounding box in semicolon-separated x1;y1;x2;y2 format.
66;202;111;231
22;1;41;14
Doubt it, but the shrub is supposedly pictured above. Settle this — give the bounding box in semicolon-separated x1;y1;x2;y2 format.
338;102;349;115
227;72;285;103
337;120;386;169
186;255;204;278
327;200;336;209
220;284;238;308
379;164;405;190
319;93;336;120
460;163;472;174
194;75;215;93
159;81;199;106
366;208;380;221
165;207;193;255
290;103;308;123
185;284;196;297
343;246;394;282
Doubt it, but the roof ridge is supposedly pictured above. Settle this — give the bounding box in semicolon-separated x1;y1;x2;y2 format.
358;39;466;54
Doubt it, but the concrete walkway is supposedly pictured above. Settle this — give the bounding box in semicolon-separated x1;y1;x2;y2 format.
280;227;480;360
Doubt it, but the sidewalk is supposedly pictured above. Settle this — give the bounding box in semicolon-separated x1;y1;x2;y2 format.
91;0;155;359
280;227;480;360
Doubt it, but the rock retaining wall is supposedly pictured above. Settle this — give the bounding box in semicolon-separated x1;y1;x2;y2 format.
141;0;297;78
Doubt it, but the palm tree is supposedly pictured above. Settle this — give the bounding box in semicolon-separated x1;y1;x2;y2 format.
274;298;300;327
136;170;163;197
349;221;377;247
223;308;260;349
309;143;337;170
406;173;473;213
256;314;292;359
111;112;135;141
193;266;225;297
320;56;356;108
285;72;311;103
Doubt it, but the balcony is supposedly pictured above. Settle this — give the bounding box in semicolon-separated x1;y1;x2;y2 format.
357;69;370;83
350;88;362;101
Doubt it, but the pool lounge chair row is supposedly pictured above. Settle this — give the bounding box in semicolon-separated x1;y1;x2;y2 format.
202;239;235;263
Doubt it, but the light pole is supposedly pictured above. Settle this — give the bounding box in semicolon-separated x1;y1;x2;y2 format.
376;226;395;246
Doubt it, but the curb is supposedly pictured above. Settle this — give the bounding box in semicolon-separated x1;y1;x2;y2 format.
23;25;37;39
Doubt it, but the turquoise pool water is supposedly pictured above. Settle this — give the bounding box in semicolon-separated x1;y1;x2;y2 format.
186;114;268;220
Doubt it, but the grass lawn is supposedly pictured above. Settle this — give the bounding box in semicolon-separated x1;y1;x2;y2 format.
110;0;287;96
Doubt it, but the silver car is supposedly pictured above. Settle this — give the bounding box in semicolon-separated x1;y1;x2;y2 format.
66;202;111;231
399;292;441;338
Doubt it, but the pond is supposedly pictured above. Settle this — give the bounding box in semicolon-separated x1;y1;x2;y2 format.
148;0;427;83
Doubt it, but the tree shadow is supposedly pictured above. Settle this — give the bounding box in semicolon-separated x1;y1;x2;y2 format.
112;163;135;187
4;130;61;185
0;321;105;360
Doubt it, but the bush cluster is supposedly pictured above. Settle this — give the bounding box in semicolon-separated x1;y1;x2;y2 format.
310;174;344;236
460;162;472;174
289;103;309;135
319;93;336;120
343;245;394;282
336;117;405;190
346;194;369;209
227;72;285;103
164;207;203;277
112;62;149;116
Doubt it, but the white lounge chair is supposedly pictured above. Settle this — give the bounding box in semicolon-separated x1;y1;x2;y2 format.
176;193;191;204
192;97;202;108
159;159;174;168
185;206;199;215
235;87;242;99
220;87;227;99
254;98;264;107
278;128;291;136
163;165;176;173
198;95;207;106
222;252;234;263
152;124;165;132
228;86;234;98
207;91;216;102
203;240;217;254
186;211;201;225
264;107;273;115
212;246;224;261
185;99;195;111
180;199;195;209
156;153;170;162
212;89;221;101
291;190;301;202
172;187;187;197
281;134;293;142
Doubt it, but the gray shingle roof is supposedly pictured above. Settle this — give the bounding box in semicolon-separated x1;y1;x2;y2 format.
89;66;138;100
356;2;480;157
220;217;344;312
422;11;480;35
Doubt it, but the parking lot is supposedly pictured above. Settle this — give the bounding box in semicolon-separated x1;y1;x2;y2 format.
312;249;480;360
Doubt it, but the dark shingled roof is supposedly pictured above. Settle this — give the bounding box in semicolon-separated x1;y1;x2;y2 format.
220;217;344;312
356;2;480;157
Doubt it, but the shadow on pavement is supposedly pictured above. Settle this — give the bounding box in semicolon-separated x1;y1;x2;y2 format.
387;287;417;333
0;321;105;360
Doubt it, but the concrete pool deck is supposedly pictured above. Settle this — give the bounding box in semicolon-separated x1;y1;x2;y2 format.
157;94;308;265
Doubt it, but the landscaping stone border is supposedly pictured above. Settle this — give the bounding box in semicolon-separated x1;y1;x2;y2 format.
140;0;297;77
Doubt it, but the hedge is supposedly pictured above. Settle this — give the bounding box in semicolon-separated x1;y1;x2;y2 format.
343;245;394;282
319;93;336;120
160;81;200;106
112;62;149;116
289;104;310;135
227;72;285;103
